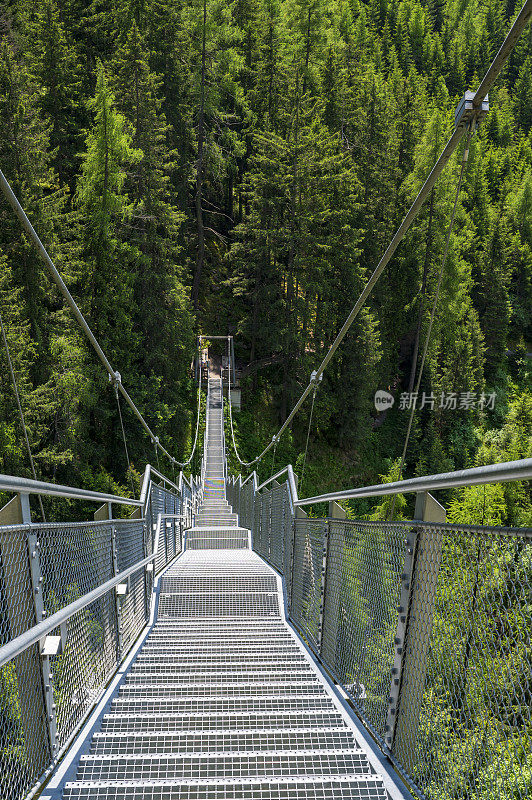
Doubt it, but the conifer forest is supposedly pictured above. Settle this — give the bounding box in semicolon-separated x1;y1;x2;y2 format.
0;2;531;800
0;0;529;521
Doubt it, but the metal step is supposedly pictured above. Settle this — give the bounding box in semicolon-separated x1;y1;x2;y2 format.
157;576;277;591
157;596;279;617
110;697;335;714
90;728;358;755
99;711;349;733
62;374;389;800
125;670;319;684
118;683;325;698
138;639;301;658
76;751;373;781
64;778;389;799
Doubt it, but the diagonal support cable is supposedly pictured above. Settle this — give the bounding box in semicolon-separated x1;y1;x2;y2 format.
0;170;181;469
233;0;532;470
299;383;318;495
114;383;136;498
388;124;474;520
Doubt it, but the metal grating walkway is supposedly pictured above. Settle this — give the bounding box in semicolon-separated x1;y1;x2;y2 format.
61;375;393;799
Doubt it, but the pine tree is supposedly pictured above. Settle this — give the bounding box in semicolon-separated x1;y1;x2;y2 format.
24;0;83;188
0;41;60;381
112;22;194;459
76;62;141;468
181;0;244;311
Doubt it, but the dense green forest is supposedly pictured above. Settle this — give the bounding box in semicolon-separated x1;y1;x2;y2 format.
0;0;530;520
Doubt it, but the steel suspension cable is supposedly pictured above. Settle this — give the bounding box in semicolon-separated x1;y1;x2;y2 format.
115;387;136;498
0;311;46;521
299;384;318;495
234;0;532;471
269;437;278;480
0;170;180;469
388;124;474;520
226;355;247;465
175;379;203;468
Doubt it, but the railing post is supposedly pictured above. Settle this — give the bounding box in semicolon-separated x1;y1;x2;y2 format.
107;504;124;661
0;493;53;772
317;519;330;652
28;510;59;759
267;483;277;561
387;491;446;768
320;502;346;667
288;502;306;616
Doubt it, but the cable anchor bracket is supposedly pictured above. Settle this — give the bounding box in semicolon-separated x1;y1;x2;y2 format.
455;91;489;131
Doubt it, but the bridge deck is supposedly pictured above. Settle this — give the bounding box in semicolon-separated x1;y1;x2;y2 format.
57;375;401;799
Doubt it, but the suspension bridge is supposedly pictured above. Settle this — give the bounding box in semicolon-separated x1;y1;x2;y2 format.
0;3;532;799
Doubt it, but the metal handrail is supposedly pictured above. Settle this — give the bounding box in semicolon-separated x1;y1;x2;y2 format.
139;464;185;511
240;470;258;488
0;474;142;506
257;465;298;500
294;457;532;507
0;512;178;669
239;457;532;513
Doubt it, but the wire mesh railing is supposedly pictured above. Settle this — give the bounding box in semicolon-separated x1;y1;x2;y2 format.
227;470;532;800
0;467;193;800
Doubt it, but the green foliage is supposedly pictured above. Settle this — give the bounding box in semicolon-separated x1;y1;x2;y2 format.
0;0;530;502
0;4;530;800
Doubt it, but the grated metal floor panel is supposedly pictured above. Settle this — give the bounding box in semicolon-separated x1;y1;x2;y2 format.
90;731;359;756
63;375;390;800
63;779;389;799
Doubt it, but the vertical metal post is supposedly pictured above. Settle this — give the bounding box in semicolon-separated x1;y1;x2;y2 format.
320;502;346;668
109;506;123;661
268;480;280;565
3;493;55;772
387;491;446;768
142;515;151;620
173;495;177;556
280;486;286;573
316;520;330;652
163;493;169;566
289;503;306;616
27;509;58;758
